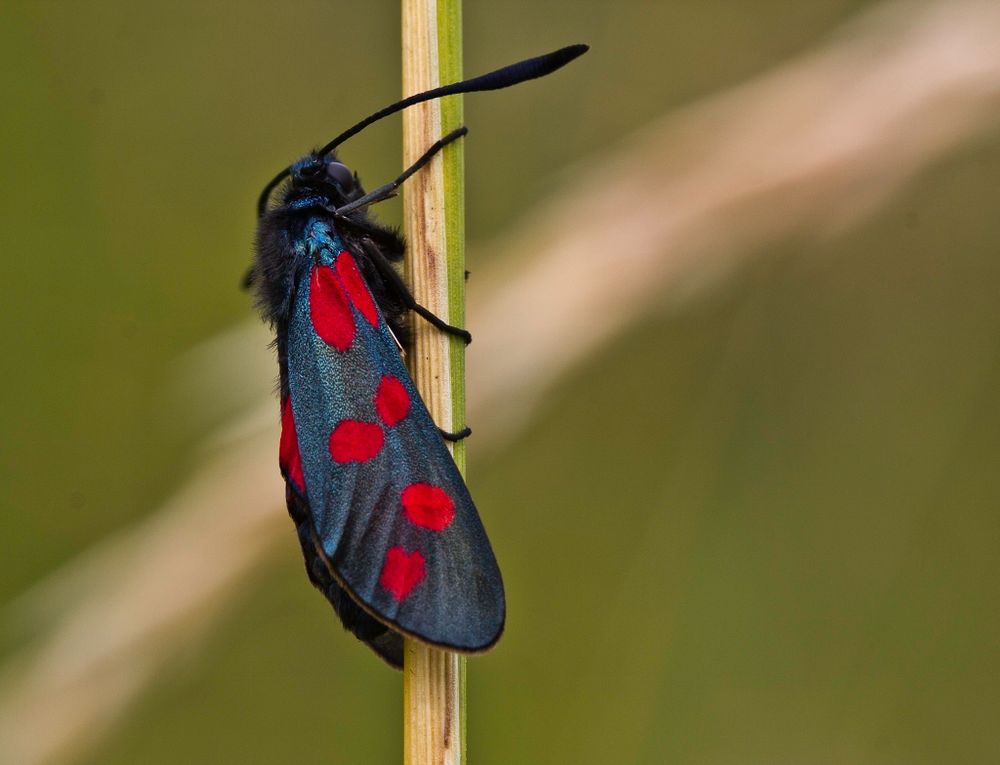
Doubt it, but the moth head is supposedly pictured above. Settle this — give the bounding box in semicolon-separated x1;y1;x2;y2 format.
290;154;360;202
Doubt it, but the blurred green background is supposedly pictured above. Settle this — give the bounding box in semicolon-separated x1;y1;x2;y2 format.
4;0;1000;762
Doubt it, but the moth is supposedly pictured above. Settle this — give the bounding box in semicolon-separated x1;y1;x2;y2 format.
247;45;588;667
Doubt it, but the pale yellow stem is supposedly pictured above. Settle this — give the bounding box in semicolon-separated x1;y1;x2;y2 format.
400;0;466;764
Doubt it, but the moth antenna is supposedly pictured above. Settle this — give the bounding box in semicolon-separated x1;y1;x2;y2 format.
318;44;588;156
256;44;588;217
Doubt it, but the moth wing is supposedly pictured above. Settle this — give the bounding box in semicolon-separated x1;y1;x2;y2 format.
283;230;504;653
284;483;404;667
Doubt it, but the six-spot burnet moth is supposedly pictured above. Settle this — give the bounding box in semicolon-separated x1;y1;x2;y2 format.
246;44;588;667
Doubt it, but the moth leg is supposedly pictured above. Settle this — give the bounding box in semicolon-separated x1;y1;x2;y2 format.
333;127;468;216
240;266;255;290
359;238;473;344
439;426;472;442
411;303;472;344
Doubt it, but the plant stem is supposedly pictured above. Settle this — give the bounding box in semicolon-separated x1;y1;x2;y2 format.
400;1;466;764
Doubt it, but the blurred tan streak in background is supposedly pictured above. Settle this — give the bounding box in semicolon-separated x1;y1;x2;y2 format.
4;1;1000;763
468;0;1000;440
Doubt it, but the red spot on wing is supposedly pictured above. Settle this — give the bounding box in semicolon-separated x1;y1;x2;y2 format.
336;250;379;327
328;420;384;463
310;265;355;351
279;398;305;493
401;483;455;532
380;547;426;601
374;375;411;426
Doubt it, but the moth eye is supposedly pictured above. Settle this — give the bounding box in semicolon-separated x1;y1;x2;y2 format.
326;161;354;189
